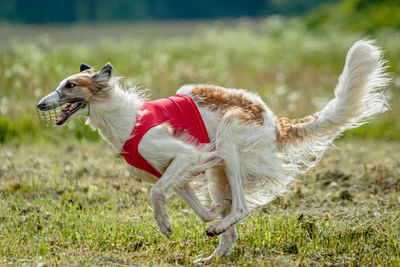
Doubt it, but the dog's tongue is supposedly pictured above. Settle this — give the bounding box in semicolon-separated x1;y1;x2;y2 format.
56;103;79;124
56;106;69;124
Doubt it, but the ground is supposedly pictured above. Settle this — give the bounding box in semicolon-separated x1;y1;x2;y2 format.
1;139;399;266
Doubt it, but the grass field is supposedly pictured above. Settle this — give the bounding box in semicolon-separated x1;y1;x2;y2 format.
0;17;400;266
1;140;399;266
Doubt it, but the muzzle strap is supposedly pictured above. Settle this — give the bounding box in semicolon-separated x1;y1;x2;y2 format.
87;102;91;116
86;88;103;117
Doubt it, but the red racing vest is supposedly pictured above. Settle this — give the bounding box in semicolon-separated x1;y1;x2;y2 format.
120;94;210;178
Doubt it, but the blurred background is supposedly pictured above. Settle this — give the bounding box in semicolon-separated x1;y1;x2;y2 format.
0;0;399;144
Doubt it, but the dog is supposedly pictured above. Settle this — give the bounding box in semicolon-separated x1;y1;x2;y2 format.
36;39;389;263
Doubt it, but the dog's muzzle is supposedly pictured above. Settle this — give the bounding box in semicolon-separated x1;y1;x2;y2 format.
36;100;86;127
36;103;63;127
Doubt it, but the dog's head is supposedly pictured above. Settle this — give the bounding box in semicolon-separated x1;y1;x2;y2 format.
36;63;113;126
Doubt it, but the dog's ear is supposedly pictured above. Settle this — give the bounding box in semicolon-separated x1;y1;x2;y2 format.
80;63;92;72
94;63;113;83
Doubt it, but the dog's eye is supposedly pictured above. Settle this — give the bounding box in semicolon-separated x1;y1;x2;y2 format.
65;82;76;89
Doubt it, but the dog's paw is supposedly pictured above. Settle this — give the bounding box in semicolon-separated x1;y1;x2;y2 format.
159;221;173;238
205;224;222;237
160;224;173;238
155;215;173;238
205;214;236;237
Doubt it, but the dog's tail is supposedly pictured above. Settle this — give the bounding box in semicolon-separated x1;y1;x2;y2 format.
276;39;390;170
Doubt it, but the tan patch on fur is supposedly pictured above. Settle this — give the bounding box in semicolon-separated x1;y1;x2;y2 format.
275;115;319;146
70;72;104;90
192;86;265;125
63;71;113;102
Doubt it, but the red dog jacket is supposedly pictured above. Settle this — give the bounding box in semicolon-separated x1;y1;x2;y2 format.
120;94;210;178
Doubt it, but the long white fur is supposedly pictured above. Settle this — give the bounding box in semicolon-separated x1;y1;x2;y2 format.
39;40;389;264
85;79;143;152
281;39;389;175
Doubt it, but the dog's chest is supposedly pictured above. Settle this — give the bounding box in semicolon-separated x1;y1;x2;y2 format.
120;94;211;178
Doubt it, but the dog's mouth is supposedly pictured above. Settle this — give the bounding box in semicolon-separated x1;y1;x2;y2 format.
55;101;86;125
37;98;87;127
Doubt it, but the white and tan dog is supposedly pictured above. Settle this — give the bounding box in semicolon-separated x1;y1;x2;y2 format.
37;40;389;263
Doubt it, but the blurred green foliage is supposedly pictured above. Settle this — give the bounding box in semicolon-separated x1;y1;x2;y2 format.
0;2;399;144
306;0;400;32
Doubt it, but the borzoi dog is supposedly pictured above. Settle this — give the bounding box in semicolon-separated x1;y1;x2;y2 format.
36;40;389;263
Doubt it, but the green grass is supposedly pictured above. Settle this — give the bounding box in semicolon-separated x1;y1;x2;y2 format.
0;18;399;143
1;140;399;266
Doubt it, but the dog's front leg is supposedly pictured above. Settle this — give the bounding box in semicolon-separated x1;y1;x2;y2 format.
149;154;191;238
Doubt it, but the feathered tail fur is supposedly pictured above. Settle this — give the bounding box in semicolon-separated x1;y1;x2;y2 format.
277;39;390;171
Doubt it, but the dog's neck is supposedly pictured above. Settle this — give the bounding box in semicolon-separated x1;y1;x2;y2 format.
86;84;143;152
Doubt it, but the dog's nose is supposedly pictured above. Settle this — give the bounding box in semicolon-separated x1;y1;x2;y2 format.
36;102;47;110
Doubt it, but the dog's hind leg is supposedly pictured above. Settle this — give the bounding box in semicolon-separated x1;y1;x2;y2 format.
195;167;237;265
195;224;238;265
205;143;249;237
175;183;230;222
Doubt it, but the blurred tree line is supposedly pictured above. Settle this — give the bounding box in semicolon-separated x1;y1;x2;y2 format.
0;0;338;23
306;0;400;32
